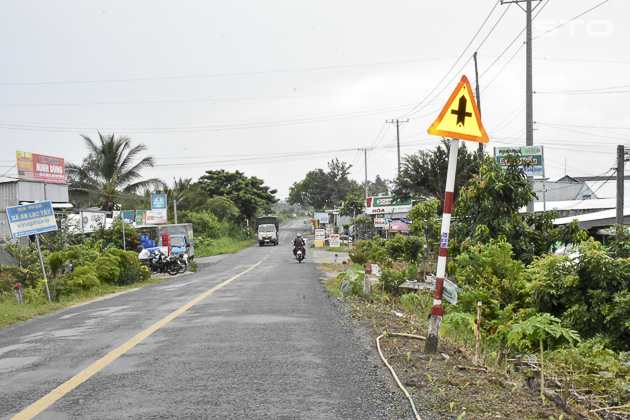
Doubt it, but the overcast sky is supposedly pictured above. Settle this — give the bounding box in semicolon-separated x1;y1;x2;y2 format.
0;0;627;201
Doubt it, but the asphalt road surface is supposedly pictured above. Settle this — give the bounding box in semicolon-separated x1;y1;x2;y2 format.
1;220;408;419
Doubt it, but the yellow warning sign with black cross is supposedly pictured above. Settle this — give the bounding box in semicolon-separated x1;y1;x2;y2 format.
428;75;489;143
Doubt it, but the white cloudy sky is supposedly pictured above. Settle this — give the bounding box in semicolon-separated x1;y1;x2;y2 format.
0;0;627;200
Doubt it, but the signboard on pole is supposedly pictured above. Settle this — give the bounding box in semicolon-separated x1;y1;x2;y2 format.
6;201;58;237
329;234;340;247
16;151;66;184
315;228;325;248
374;215;387;227
365;196;412;215
151;194;168;224
136;210;147;226
427;75;489;143
494;146;544;177
314;212;329;224
427;276;459;305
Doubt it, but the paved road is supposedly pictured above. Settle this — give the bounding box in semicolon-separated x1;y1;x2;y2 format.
0;220;407;419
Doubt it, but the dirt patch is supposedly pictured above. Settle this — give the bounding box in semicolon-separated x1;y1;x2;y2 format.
324;286;591;419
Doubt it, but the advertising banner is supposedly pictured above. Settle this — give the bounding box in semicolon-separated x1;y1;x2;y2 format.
113;210;135;224
329;234;340;248
314;228;326;248
151;194;168;224
6;201;58;237
16;151;66;184
136;210;147;226
314;212;329;224
374;214;387;227
365;196;412;215
494;146;544;177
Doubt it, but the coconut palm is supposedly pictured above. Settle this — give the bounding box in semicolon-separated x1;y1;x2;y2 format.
66;133;162;211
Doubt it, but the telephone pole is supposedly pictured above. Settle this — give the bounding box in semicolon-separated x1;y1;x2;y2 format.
473;52;483;163
501;0;542;213
386;119;409;176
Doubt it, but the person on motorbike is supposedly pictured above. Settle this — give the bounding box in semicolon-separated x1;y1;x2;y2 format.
293;233;306;259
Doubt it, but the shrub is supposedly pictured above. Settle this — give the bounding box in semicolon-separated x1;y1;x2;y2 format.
66;266;100;290
93;255;121;284
349;238;387;265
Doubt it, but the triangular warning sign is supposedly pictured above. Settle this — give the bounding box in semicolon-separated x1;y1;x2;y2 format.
428;75;489;143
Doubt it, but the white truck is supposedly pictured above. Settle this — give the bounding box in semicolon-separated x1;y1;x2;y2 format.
257;223;278;246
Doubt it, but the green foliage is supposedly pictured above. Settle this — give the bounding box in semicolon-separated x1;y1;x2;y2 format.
288;158;362;210
340;194;364;218
181;210;221;239
548;338;630;402
407;198;441;255
203;196;241;220
196;169;277;221
1;242;46;290
609;224;630;259
66;266;100;290
380;268;408;293
392;140;478;204
339;264;365;296
93;255;121;284
66;133;161;210
525;239;630;350
451;155;587;265
349;238;388;265
92;218;140;251
507;313;580;353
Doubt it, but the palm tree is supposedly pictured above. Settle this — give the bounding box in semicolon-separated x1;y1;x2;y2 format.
163;177;208;222
66;133;162;211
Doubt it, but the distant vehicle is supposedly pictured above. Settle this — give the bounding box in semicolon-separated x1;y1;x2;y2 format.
256;216;279;233
258;223;278;246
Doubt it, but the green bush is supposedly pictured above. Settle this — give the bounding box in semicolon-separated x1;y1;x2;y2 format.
66;266;100;290
338;264;365;296
93;255;121;284
349;238;387;265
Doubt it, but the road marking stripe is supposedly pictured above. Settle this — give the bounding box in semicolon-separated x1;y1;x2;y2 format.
12;260;263;420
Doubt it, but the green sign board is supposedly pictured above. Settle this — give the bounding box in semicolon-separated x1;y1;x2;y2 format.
494;146;544;177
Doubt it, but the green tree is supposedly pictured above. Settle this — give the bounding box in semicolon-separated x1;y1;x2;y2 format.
288;159;362;210
66;133;161;211
340;194;364;217
203;196;240;220
367;175;390;197
392;140;478;204
196;170;277;221
451;153;586;264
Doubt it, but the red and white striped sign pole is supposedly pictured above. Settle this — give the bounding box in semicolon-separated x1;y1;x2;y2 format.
424;138;459;354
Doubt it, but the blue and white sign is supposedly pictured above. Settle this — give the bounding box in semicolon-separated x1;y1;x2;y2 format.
6;201;58;238
440;232;449;248
151;194;168;224
314;212;329;224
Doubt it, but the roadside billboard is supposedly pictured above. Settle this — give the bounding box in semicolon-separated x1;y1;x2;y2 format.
374;214;387;227
151;194;168;224
365;196;412;215
16;151;66;184
66;211;106;233
494;146;544;177
329;234;340;247
6;201;58;237
314;212;329;224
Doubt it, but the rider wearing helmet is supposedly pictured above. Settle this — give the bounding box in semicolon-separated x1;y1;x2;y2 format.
293;233;306;259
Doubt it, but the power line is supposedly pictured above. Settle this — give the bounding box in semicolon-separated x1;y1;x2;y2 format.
0;56;458;87
532;0;611;40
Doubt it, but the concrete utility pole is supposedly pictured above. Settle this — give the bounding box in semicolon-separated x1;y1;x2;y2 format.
363;148;368;199
473;52;483;163
501;0;541;213
386;119;409;176
617;145;625;228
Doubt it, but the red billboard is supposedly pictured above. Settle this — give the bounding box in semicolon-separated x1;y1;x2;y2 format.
16;151;66;183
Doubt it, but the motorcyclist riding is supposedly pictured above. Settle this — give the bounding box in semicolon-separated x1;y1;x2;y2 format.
293;233;306;260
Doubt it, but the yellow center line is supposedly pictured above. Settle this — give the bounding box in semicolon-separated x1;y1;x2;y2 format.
12;260;263;420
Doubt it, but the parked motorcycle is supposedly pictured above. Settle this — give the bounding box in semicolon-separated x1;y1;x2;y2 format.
177;253;189;273
148;250;180;275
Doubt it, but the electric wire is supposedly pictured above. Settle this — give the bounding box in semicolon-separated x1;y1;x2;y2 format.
397;0;504;120
532;0;611;40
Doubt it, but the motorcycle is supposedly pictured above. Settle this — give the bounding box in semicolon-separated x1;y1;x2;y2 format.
148;250;180;275
177;253;189;273
295;246;305;263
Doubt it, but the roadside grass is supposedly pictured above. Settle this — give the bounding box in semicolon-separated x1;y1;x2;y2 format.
196;238;256;257
0;277;165;329
317;244;352;253
318;262;344;297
